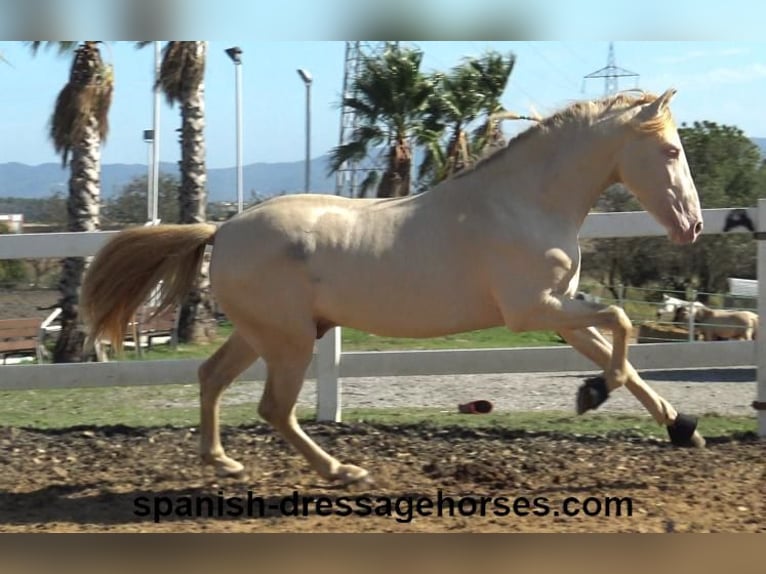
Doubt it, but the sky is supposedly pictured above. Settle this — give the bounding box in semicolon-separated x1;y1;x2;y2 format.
0;40;765;171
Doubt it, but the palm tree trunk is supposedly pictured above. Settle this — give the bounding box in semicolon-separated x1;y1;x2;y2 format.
446;127;470;177
178;89;206;225
176;45;217;344
377;140;412;198
54;116;101;362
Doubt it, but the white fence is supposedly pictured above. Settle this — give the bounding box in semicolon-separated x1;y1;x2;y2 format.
1;203;764;437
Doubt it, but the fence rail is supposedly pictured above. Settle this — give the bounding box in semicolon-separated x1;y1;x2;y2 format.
1;204;764;437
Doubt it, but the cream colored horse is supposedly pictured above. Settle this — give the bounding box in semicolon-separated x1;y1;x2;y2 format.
677;305;758;341
82;89;705;485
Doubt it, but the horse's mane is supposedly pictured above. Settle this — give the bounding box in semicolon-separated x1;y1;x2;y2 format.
452;90;670;181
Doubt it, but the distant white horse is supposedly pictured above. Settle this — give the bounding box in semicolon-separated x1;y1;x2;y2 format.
82;89;705;485
656;294;705;322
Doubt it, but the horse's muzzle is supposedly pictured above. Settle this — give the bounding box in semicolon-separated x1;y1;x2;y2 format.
672;218;703;245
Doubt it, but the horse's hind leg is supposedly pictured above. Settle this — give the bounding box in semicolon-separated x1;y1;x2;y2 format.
559;326;705;448
251;329;369;485
198;330;259;476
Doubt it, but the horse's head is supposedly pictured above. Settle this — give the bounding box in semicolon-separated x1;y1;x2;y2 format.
656;294;677;319
674;305;690;324
615;89;703;245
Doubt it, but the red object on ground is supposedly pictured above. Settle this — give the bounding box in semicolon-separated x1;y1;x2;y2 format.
458;400;493;414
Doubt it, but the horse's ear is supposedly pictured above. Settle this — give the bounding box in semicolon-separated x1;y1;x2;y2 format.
658;88;677;108
644;88;677;117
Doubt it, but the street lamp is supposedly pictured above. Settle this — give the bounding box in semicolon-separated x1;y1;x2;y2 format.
143;129;154;222
151;41;161;223
297;68;312;194
226;46;244;213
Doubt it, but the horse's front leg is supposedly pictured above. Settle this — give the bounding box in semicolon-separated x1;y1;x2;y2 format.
502;295;704;447
559;326;705;448
505;295;632;391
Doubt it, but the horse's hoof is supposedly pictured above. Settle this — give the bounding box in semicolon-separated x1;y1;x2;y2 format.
202;454;246;478
667;413;705;448
332;464;371;487
576;376;609;414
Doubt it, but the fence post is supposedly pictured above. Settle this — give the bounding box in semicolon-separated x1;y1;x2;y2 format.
617;283;625;308
688;288;696;342
316;326;342;422
757;199;766;437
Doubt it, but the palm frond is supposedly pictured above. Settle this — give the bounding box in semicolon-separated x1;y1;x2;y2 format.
28;41;78;56
157;41;206;105
47;42;114;166
357;170;380;198
328;141;369;174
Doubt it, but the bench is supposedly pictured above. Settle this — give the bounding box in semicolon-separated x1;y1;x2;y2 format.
135;305;179;352
0;318;44;364
95;305;179;361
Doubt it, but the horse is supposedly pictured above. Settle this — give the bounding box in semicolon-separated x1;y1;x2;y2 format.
81;88;705;485
656;294;705;322
676;305;758;341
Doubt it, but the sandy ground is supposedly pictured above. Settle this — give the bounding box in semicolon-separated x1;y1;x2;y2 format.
0;422;762;533
0;367;762;533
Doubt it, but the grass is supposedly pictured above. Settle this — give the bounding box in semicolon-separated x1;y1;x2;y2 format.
6;323;753;439
112;324;565;363
341;327;564;351
0;383;755;439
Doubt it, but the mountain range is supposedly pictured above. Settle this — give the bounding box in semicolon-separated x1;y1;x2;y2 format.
0;155;340;201
2;137;766;201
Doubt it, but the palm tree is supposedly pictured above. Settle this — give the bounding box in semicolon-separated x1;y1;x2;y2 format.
152;41;215;344
417;62;485;188
329;46;436;198
470;51;516;157
29;41;113;362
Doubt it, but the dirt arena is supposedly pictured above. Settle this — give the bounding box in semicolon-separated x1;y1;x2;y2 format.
0;421;762;533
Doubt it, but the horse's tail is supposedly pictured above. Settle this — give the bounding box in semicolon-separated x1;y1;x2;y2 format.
81;223;217;353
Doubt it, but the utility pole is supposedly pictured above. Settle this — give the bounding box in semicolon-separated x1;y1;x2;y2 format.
583;42;640;96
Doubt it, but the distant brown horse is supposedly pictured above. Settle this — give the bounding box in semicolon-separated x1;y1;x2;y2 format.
81;89;705;485
677;305;758;341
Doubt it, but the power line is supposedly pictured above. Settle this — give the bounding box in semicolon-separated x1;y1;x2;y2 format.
525;42;581;92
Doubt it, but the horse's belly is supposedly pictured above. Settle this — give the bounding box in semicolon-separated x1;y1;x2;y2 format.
313;274;503;338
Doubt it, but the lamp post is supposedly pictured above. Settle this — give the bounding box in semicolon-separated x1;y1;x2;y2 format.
143;129;154;222
226;46;244;213
297;68;312;193
151;41;161;223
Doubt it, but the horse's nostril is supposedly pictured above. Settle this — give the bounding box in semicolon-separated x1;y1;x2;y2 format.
694;221;703;235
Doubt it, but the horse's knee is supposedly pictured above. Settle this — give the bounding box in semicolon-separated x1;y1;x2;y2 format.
606;305;632;332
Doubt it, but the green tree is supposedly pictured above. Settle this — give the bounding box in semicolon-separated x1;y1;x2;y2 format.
29;41;113;362
469;50;516;156
417;63;484;188
679;122;764;294
329;45;437;198
0;223;27;288
103;173;181;225
581;184;669;298
416;50;515;190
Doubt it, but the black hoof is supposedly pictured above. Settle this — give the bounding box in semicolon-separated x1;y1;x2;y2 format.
576;376;609;414
666;413;702;447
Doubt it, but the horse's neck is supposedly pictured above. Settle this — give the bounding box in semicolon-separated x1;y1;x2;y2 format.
481;122;623;230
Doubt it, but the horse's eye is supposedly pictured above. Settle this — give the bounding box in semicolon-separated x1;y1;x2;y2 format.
665;146;680;159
